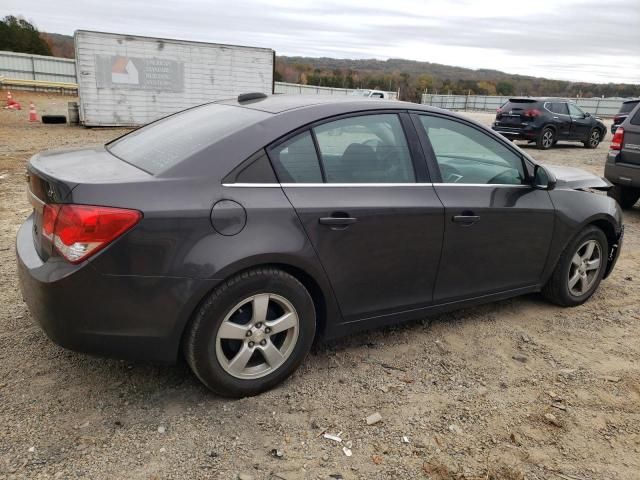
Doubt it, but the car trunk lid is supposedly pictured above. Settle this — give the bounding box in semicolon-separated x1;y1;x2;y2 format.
27;146;150;261
495;99;540;126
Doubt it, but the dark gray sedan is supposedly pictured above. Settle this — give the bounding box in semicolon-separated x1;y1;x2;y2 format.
17;95;623;397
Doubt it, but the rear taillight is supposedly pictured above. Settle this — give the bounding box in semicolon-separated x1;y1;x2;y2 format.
610;127;625;151
523;108;542;118
42;204;141;263
613;115;623;124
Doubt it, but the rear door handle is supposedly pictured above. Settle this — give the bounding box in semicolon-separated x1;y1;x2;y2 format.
319;216;358;226
452;214;480;225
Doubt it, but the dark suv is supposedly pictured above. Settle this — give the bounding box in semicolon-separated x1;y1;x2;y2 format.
611;99;639;134
492;98;606;150
605;101;640;209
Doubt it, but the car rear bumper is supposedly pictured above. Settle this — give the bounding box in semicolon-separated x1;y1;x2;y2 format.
492;124;539;139
16;215;214;363
604;153;640;188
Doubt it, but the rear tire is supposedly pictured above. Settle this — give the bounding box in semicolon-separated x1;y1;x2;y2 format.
542;226;607;307
608;185;640;209
584;128;601;148
536;127;555;150
183;268;316;397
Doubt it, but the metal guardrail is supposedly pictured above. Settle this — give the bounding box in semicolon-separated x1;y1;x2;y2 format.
421;94;633;117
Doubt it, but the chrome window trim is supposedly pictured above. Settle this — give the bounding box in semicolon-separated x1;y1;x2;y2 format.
222;183;281;188
222;182;531;188
436;183;531;188
281;183;435;187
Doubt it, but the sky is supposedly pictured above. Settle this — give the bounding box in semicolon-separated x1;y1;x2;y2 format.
4;0;640;84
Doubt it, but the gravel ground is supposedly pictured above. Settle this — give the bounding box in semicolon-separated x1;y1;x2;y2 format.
1;91;639;480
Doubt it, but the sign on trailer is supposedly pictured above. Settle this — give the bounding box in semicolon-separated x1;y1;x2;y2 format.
74;30;275;127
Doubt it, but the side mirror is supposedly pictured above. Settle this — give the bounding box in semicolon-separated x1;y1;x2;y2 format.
533;164;556;191
584;112;591;118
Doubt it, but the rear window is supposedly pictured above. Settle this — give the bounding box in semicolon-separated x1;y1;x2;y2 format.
620;100;640;114
107;104;269;174
501;99;539;112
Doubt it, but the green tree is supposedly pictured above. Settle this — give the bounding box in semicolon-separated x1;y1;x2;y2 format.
0;15;52;55
496;81;515;96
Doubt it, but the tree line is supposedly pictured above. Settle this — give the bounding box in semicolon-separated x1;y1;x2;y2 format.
276;57;640;102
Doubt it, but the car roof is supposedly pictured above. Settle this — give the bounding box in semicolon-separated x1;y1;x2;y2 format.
218;94;416;114
507;97;571;102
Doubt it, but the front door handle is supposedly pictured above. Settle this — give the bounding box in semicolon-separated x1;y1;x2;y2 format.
452;214;480;226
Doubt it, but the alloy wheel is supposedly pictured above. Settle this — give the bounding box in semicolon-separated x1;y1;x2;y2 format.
589;130;600;147
542;130;554;148
567;240;602;297
215;293;299;379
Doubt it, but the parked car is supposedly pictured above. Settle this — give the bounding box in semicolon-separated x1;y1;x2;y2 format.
605;100;640;208
17;94;623;397
611;99;640;134
492;98;606;150
349;89;391;99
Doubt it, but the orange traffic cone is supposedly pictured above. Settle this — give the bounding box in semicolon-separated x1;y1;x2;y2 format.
28;102;38;122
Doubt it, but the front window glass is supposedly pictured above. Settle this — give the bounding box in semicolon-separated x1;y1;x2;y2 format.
568;104;585;118
313;114;415;183
419;115;525;185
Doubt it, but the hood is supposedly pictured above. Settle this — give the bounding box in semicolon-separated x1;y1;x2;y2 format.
542;164;611;190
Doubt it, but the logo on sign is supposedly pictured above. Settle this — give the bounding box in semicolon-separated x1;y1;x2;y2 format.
111;56;139;85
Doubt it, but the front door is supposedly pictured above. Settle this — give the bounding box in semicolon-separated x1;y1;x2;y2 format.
413;113;555;301
267;113;445;321
568;104;592;140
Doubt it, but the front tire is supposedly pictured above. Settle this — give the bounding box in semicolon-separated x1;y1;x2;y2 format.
608;184;640;209
584;128;601;148
536;127;555;150
542;226;607;307
184;268;316;397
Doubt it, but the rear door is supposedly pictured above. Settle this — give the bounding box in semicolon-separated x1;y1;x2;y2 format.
568;104;592;140
268;112;445;322
413;113;555;301
620;106;640;166
545;102;571;139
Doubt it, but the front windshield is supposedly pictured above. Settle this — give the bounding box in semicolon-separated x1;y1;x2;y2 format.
350;90;371;97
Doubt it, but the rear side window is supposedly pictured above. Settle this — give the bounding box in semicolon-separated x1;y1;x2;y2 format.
546;102;569;115
108;104;269;174
313;114;415;183
269;131;323;183
631;107;640;126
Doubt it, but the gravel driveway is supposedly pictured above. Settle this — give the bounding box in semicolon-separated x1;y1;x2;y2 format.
1;92;639;480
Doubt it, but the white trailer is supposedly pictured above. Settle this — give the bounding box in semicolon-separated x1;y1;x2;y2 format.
74;30;274;127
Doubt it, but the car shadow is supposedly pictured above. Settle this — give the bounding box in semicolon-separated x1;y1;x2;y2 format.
516;142;590;150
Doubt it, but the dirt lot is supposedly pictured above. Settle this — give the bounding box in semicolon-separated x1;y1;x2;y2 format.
1;91;639;480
